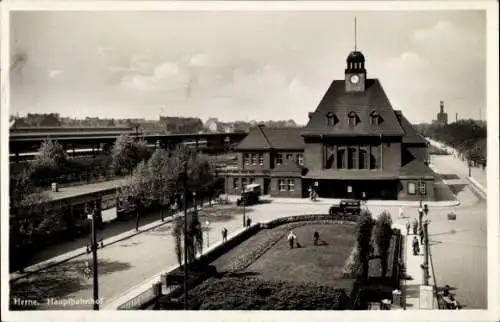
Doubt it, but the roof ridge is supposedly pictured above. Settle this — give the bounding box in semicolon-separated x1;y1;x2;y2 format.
257;125;273;149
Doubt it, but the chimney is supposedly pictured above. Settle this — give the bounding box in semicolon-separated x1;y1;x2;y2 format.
456;113;458;122
440;101;444;114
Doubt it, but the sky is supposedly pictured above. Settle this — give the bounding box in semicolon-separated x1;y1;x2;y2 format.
9;9;486;124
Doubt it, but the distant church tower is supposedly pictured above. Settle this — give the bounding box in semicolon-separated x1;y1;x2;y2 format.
436;101;448;126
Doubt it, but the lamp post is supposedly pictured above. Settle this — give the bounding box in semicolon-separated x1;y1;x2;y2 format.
242;187;247;227
418;207;423;233
182;162;189;310
422;218;430;285
205;220;210;248
224;136;231;202
85;202;104;311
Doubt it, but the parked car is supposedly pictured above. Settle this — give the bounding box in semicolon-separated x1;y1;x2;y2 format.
329;199;361;216
237;184;261;206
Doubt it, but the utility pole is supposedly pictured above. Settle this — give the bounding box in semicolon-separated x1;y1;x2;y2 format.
85;202;103;311
183;161;189;310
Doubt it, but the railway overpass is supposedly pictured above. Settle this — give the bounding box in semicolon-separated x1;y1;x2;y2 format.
9;127;248;160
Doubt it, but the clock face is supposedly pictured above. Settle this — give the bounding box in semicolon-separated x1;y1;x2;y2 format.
350;75;360;84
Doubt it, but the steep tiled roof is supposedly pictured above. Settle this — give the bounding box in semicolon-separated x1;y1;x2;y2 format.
398;159;434;179
394;111;427;144
303;79;405;136
236;126;305;150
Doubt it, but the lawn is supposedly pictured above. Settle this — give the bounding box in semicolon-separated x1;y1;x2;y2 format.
159;221;358;310
246;223;356;290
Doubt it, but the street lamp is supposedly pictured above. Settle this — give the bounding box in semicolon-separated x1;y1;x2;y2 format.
422;218;431;285
192;191;197;213
85;202;104;311
224;136;231;202
418;207;424;232
242;185;247;227
182;162;189;310
205;220;210;248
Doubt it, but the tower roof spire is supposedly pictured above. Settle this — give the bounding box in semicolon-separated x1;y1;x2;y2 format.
354;16;357;51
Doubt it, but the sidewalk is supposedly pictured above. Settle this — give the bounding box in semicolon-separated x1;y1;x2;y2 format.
9;203;203;282
398;224;439;310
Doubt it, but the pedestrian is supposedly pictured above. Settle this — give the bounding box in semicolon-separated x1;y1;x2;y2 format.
313;231;320;246
405;220;411;236
246;217;252;227
399;207;404;219
412;219;418;235
308;186;313;201
222;227;228;242
287;231;296;249
412;236;420;255
419;227;424;244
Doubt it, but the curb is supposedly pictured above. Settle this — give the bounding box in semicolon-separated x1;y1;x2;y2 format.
465;176;486;199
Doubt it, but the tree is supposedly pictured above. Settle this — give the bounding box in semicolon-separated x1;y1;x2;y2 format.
356;210;375;281
172;210;203;267
374;211;393;278
118;160;153;231
9;170;63;271
111;134;152;175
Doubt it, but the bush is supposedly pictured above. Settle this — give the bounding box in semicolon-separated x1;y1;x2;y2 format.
170;277;350;310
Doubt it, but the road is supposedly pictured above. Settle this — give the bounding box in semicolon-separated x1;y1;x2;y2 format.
424;154;487;309
10;155;487;310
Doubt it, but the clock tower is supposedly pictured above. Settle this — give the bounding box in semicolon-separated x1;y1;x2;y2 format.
345;51;366;93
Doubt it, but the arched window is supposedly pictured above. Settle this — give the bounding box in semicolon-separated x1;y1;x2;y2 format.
326;112;334;126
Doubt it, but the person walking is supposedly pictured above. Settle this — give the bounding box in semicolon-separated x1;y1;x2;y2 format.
287;231;296;249
246;217;252;227
412;219;418;235
412;236;420;255
313;231;320;246
222;228;228;243
405;220;411;236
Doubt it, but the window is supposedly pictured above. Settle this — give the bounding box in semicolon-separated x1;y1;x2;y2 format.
327;112;335;126
233;178;239;190
297;153;304;166
359;148;368;169
348;111;357;127
370;111;379;127
244;153;250;166
408;182;416;195
249;178;255;184
347;147;356;169
278;179;286;192
275;153;283;165
288;179;295;192
258;153;264;166
286;153;293;161
337;148;346;169
242;178;247;190
251;153;257;165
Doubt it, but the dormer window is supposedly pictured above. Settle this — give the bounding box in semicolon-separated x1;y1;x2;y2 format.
370;110;379;127
326;112;335;126
348;111;358;127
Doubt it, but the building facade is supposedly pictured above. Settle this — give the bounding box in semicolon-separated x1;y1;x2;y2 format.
227;50;435;201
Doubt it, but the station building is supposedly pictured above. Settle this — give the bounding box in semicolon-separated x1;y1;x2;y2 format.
226;50;435;201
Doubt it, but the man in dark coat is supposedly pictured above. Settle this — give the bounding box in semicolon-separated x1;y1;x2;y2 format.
313;231;320;245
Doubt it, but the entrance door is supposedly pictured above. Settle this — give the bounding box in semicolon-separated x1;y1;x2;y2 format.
263;178;270;195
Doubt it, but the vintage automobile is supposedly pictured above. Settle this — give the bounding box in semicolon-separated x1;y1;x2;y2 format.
236;183;261;206
329;199;362;216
